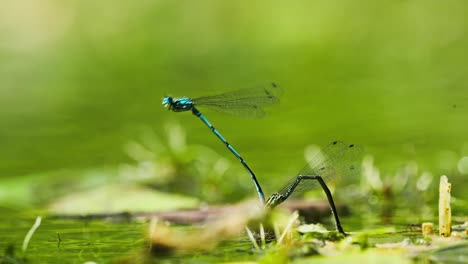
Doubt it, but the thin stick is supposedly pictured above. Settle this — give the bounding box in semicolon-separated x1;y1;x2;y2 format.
245;226;260;250
22;216;42;252
277;211;299;245
259;223;266;249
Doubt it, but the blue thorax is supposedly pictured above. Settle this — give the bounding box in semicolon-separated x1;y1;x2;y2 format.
162;96;193;112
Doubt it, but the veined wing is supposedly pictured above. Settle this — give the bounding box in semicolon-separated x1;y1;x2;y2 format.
191;82;282;118
277;141;362;196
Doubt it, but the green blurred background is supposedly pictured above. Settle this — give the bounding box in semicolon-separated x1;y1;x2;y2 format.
1;0;467;208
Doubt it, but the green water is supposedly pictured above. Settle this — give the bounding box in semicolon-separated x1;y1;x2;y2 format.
0;213;145;263
0;209;432;264
0;210;258;263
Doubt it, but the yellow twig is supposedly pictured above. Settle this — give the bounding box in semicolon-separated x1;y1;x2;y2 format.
439;175;451;237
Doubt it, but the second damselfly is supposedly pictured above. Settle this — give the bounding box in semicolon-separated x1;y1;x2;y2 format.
266;141;362;235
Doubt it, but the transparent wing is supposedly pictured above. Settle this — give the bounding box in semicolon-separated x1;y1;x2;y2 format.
191;82;282;118
277;141;362;196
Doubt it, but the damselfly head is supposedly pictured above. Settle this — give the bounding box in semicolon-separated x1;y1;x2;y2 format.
162;96;173;108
